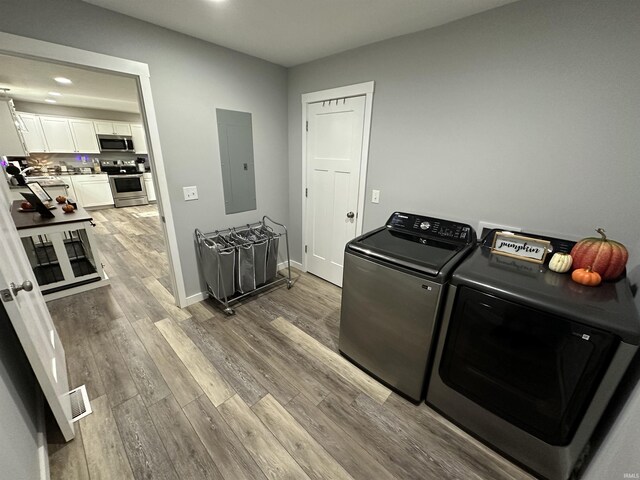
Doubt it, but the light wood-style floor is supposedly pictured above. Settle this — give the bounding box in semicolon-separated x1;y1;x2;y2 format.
46;204;532;480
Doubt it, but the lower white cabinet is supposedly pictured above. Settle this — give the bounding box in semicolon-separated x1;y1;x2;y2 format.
71;175;113;209
143;172;156;202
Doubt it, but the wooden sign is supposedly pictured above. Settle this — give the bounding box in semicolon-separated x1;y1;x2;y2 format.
491;232;551;264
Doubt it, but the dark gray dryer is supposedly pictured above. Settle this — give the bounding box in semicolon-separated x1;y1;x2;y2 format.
427;229;640;480
339;211;476;402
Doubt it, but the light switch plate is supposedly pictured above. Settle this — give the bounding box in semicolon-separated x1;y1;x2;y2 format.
371;189;380;204
183;186;198;201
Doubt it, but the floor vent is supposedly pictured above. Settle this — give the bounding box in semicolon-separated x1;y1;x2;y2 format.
65;385;92;423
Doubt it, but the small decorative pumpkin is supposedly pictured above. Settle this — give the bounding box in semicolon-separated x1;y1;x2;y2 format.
62;204;75;213
571;267;602;287
548;252;572;273
570;228;628;280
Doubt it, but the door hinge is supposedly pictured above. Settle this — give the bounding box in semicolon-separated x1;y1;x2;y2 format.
0;289;13;303
305;245;308;253
305;121;308;132
305;188;308;198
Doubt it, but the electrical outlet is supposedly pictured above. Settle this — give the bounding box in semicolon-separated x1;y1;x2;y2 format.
183;186;198;201
371;189;380;204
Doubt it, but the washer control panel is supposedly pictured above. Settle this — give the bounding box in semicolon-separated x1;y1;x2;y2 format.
387;212;475;244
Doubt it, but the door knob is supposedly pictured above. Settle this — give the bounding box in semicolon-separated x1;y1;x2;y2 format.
11;280;33;296
346;211;355;219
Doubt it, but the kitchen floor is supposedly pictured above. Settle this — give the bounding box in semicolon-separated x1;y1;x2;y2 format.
45;204;532;480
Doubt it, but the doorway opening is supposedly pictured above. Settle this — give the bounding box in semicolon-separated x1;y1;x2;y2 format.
0;32;186;307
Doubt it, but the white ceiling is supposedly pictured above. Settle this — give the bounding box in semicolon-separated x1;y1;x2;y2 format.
0;1;518;112
0;53;140;113
83;0;519;67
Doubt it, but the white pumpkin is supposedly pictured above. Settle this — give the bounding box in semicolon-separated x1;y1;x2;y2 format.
548;252;573;273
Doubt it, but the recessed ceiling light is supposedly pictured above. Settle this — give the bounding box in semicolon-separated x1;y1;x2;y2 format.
54;77;72;85
48;91;62;96
45;99;57;103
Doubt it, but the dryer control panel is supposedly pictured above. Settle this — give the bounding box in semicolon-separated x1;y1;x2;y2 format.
386;212;476;244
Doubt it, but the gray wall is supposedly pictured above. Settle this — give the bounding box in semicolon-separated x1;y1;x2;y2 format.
288;1;640;475
0;0;289;299
0;304;40;480
288;0;640;271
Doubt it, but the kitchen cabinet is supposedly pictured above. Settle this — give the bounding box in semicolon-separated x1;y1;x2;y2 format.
40;116;76;153
68;119;100;153
94;121;131;136
0;99;28;156
130;124;148;154
18;113;47;153
37;116;101;154
71;174;113;209
144;172;156;202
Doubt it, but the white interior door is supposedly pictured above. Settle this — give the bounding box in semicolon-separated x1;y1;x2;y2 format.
0;184;74;441
305;95;366;286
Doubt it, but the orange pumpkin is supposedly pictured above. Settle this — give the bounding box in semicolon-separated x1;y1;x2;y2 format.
570;228;628;280
571;267;602;287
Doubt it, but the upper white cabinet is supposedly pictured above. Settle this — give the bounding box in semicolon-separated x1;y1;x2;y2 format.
68;119;100;153
130;124;148;154
18;113;47;153
94;121;131;136
18;114;100;154
40;116;76;153
0;99;28;156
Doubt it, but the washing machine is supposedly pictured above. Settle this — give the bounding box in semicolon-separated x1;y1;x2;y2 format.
339;211;476;402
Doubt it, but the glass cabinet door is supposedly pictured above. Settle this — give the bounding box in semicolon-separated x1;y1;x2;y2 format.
21;226;99;292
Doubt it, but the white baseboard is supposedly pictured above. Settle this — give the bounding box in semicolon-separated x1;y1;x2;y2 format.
278;260;304;271
184;291;207;307
185;260;304;307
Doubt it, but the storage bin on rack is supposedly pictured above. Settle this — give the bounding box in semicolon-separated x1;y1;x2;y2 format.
195;215;291;316
198;233;235;300
259;225;280;282
232;228;269;287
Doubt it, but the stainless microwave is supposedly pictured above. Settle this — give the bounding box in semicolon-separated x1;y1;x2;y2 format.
97;134;135;152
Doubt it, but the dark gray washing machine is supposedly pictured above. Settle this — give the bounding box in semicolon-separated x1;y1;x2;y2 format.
426;230;640;480
339;211;476;402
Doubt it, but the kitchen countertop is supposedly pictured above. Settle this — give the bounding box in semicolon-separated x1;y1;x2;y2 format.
9;179;69;189
10;200;92;230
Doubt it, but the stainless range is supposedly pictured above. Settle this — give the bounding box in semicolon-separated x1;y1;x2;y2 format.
100;159;148;208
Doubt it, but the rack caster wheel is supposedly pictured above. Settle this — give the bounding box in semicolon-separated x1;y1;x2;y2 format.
224;307;235;316
287;280;293;289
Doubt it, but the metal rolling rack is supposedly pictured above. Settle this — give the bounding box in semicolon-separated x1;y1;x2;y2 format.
195;215;292;315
